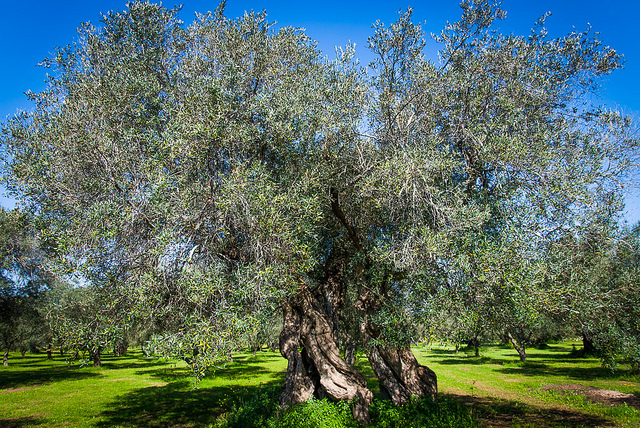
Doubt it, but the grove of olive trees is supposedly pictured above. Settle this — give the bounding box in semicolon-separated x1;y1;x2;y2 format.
1;0;638;422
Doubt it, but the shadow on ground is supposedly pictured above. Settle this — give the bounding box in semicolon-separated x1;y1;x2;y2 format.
96;380;281;428
0;416;48;427
426;344;636;382
445;392;616;428
495;362;627;381
0;365;99;390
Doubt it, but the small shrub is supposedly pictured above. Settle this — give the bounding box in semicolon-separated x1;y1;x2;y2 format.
370;395;480;428
268;398;358;428
213;385;280;428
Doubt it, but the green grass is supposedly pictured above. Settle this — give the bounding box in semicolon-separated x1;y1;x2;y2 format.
415;341;640;427
0;350;286;427
0;342;638;427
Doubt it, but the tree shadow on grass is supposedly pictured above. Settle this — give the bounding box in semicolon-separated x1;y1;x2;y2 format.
428;354;516;367
100;359;172;371
0;365;99;390
426;348;459;356
0;416;48;427
445;392;616;428
96;380;282;428
141;363;286;385
138;353;286;385
496;362;626;381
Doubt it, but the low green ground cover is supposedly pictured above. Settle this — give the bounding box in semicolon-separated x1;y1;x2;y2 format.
0;342;638;427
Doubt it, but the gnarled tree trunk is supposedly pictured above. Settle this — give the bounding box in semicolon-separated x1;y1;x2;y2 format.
279;280;373;424
357;287;437;404
279;300;316;405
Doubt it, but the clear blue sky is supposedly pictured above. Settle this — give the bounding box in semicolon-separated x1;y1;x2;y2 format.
1;0;639;224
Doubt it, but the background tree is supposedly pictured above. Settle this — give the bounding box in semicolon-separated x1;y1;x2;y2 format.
546;221;640;372
45;281;133;367
0;208;50;365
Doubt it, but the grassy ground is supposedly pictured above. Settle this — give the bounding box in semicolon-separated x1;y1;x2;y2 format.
0;342;638;427
0;351;286;427
414;342;640;428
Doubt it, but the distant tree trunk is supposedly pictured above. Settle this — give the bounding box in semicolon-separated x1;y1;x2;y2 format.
582;332;596;355
114;341;128;357
3;349;8;367
507;331;527;362
89;348;102;367
344;340;356;366
470;338;480;357
47;343;53;360
20;349;26;358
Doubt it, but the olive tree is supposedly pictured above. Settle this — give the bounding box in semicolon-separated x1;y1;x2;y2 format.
45;281;133;366
1;0;637;421
0;208;51;365
546;222;640;372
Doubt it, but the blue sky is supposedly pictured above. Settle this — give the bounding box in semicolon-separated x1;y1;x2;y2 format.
1;0;639;223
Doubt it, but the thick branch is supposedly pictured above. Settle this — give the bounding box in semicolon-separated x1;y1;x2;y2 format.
330;187;363;252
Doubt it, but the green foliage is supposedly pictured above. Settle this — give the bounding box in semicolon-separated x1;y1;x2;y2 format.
212;385;281;428
216;389;478;428
0;208;52;362
268;399;357;428
369;395;479;428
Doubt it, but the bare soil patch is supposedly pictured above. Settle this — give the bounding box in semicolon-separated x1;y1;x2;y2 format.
541;384;640;410
0;386;40;394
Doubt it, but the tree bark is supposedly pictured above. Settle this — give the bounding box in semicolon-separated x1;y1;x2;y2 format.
89;348;102;367
279;284;373;423
582;332;596;356
3;349;8;367
507;332;527;362
279;300;316;406
357;287;437;404
360;318;436;403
